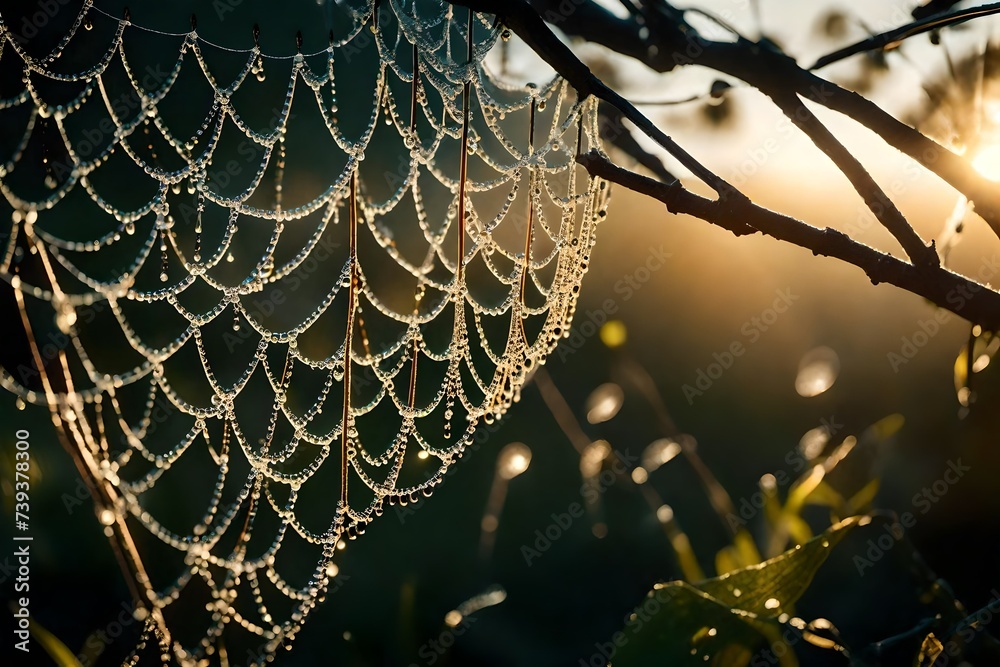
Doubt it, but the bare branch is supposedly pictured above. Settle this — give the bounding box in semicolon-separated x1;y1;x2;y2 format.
453;0;1000;327
511;0;1000;241
795;71;1000;241
675;41;1000;243
579;150;1000;330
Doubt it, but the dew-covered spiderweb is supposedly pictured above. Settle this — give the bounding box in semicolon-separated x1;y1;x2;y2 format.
0;0;608;662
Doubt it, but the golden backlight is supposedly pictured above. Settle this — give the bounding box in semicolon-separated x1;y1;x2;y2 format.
972;143;1000;182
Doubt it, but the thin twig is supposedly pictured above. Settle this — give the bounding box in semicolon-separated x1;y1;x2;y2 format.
15;229;173;657
532;367;591;454
811;2;1000;70
18;365;173;659
616;356;740;538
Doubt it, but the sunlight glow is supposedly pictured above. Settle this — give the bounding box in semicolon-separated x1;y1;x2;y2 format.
973;143;1000;181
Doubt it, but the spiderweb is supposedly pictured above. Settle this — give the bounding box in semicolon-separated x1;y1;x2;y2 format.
0;0;608;662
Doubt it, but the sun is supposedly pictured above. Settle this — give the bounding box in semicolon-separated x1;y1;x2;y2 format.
972;142;1000;181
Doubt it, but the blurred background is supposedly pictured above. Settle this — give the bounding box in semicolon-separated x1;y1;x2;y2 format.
3;0;1000;665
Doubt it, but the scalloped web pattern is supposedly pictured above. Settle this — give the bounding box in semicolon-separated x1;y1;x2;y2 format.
0;0;608;662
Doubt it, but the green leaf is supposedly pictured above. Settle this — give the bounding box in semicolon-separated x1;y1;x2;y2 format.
7;604;82;667
30;618;82;667
610;516;867;666
700;516;860;618
610;582;790;667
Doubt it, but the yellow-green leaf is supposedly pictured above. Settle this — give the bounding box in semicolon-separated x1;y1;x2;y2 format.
733;529;762;567
784;514;814;546
611;517;868;666
701;516;862;618
848;478;880;513
715;545;742;577
6;604;83;667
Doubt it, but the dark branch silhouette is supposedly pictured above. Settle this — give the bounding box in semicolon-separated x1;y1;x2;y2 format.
448;0;1000;330
812;2;1000;69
